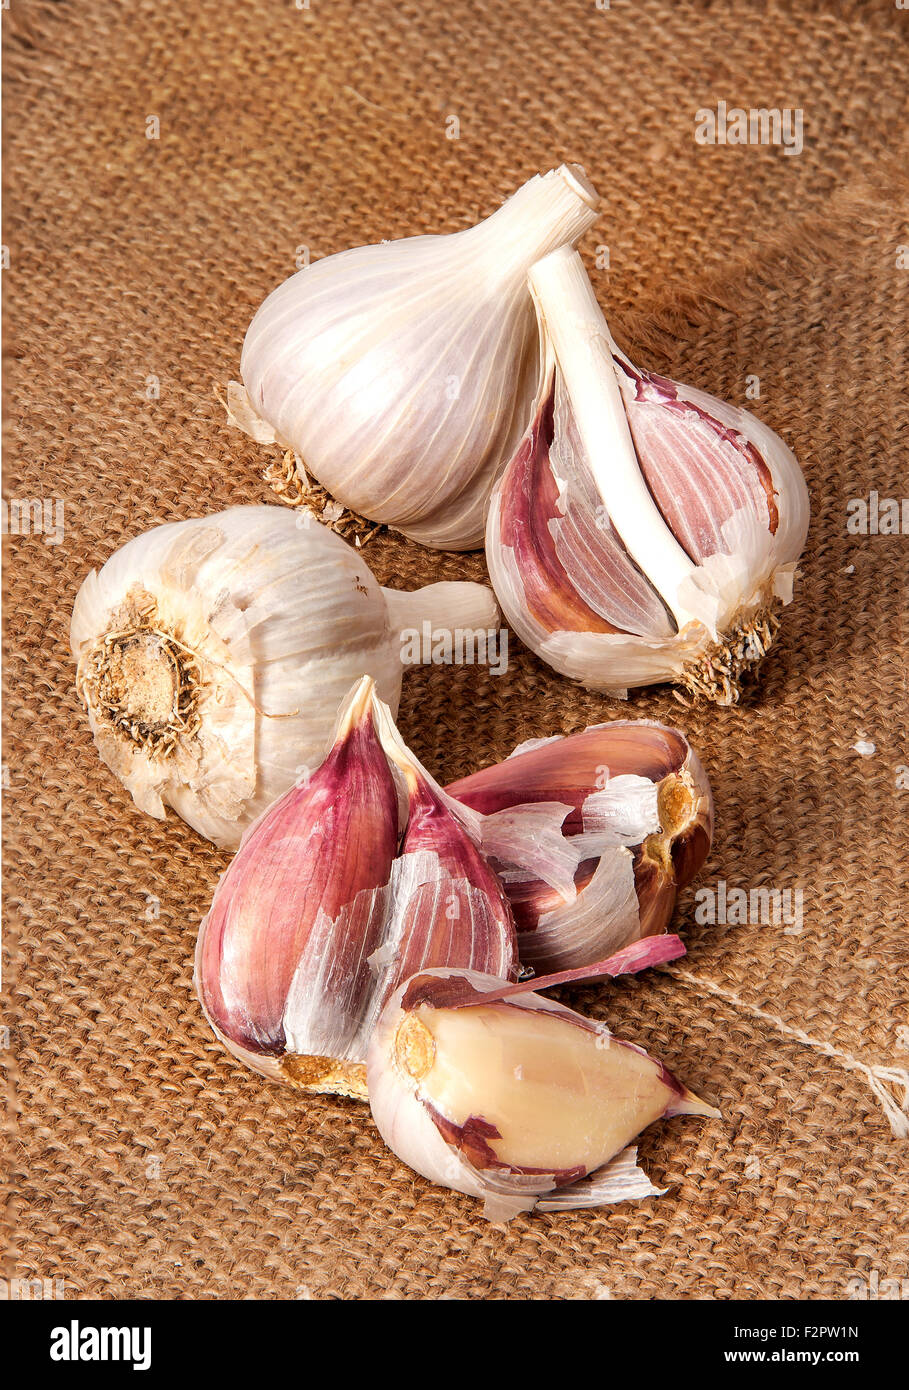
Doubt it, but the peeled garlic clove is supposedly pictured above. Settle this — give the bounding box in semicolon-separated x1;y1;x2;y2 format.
195;678;519;1099
447;721;712;972
231;166;599;550
486;247;810;701
368;962;718;1221
70;505;498;848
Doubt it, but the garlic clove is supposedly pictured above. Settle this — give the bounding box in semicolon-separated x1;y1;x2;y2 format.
486;246;810;701
195;677;399;1097
612;349;809;574
381;766;518;989
71;506;498;848
195;678;520;1100
231;167;600;550
449;720;703;823
513;851;646;973
359;697;520;1033
367;962;718;1221
447;722;713;973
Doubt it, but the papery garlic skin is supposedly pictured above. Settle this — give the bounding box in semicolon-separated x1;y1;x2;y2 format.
368;966;718;1221
195;678;519;1100
231;166;599;550
486;247;810;701
448;722;713;972
71;506;498;848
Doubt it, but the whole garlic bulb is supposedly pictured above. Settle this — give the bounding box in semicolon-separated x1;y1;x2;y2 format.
70;506;498;848
486;247;810;702
229;166;600;550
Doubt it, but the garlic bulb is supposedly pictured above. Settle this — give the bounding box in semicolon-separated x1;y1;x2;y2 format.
71;506;498;848
448;721;712;972
486;247;810;701
229;166;600;550
368;955;718;1222
195;677;521;1100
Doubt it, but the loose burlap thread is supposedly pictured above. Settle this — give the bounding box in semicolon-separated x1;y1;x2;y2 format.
3;0;908;1299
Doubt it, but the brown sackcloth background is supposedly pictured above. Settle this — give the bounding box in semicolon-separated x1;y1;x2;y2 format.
3;0;908;1300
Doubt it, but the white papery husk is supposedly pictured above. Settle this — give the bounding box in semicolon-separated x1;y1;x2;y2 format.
369;691;587;904
486;247;810;701
490;774;662;970
71;506;498;847
230;166;600;550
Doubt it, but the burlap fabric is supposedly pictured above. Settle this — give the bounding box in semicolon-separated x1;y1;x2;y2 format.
4;0;908;1300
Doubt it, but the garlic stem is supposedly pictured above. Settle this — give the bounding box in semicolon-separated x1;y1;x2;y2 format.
528;248;702;631
381;582;500;649
467;165;599;284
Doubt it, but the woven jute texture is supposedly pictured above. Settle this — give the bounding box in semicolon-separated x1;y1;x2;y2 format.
4;0;908;1300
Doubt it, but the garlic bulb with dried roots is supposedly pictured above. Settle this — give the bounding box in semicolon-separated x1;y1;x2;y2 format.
71;506;498;848
448;721;712;973
368;948;718;1222
229;166;600;549
486;246;810;702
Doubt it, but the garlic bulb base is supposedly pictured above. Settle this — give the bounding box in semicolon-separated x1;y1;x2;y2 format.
281;1053;368;1101
393;1014;436;1082
641;767;702;879
261;449;379;543
677;604;782;706
201;1009;372;1099
75;588;206;767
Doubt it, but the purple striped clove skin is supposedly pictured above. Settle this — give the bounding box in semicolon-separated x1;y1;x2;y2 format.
195;678;399;1097
447;722;713;971
495;390;626;636
196;677;520;1100
496;367;784;644
377;773;518;1008
614;356;779;562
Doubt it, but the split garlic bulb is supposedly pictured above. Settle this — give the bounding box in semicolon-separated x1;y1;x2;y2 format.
229;165;600;550
368;957;718;1221
70;506;498;848
448;721;713;973
487;247;810;701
